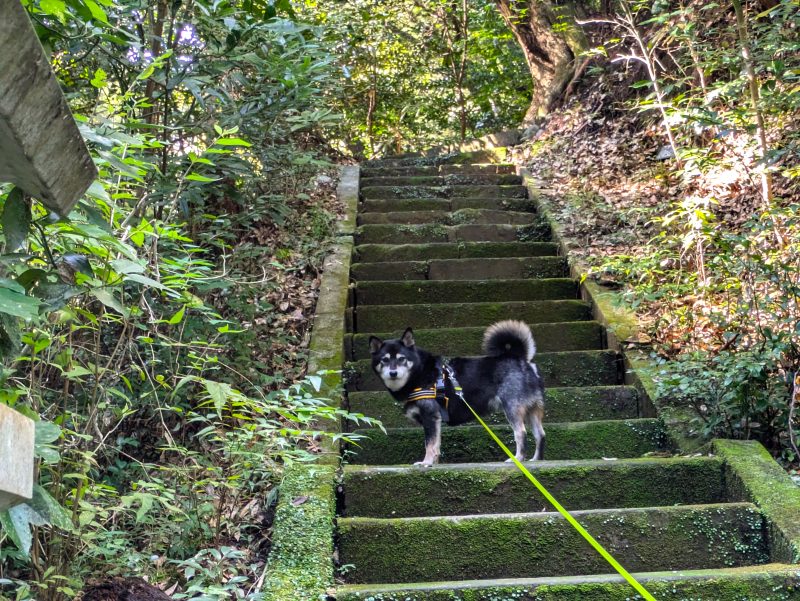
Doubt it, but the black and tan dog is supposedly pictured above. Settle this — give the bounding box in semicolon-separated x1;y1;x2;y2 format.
369;320;545;466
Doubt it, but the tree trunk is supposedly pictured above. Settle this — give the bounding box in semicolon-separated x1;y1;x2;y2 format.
494;0;582;122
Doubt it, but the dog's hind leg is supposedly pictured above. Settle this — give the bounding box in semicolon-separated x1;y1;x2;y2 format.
527;403;546;461
503;402;528;462
415;412;441;467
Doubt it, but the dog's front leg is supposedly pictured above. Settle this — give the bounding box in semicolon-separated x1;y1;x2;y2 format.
414;409;441;467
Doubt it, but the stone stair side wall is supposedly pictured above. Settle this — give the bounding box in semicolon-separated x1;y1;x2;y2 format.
262;166;358;600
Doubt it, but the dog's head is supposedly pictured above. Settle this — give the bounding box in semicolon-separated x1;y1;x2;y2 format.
369;327;418;392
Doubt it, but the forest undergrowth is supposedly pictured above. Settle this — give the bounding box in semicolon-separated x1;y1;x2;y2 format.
512;0;800;469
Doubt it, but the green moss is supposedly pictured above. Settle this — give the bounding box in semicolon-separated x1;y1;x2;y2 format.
355;223;451;244
451;197;537;212
714;439;800;562
353;299;591;333
337;503;767;584
349;322;603;358
342;457;728;518
336;566;800;600
353;242;559;263
354;278;576;305
345;419;672;465
359;174;522;187
263;463;337;600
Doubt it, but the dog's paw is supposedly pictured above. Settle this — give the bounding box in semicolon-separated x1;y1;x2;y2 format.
504;457;514;463
413;460;434;467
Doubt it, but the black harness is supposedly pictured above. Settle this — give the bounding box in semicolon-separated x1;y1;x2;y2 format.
405;360;465;422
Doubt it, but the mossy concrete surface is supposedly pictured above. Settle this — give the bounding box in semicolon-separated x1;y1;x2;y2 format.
345;419;671;464
357;208;536;226
352;300;590;332
338;503;768;584
360;174;522;187
346;385;638;427
359;163;517;178
361;185;527;200
354;242;561;263
360;197;538;213
353;278;577;305
342;456;728;518
715;439;800;563
337;564;800;600
263;463;336;600
356;221;551;244
349;322;604;358
346;350;619;390
337;165;360;235
351;256;567;282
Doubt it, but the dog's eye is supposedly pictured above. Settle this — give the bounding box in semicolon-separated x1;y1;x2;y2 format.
380;357;390;364
397;356;406;364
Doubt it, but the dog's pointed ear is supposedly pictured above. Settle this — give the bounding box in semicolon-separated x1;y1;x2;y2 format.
368;336;383;355
401;327;415;348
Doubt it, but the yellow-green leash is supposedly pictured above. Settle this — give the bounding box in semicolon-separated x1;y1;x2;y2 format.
460;401;657;601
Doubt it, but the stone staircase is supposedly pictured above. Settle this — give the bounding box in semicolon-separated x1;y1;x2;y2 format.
334;154;799;599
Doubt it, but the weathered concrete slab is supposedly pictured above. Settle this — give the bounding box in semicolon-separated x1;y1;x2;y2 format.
352;299;590;332
357;208;535;226
337;564;800;601
336;165;359;235
353;242;559;263
353;278;576;304
339;503;766;583
355;221;550;244
351;256;567;282
360;174;522;187
342;456;728;517
349;322;605;358
361;184;527;200
0;0;96;214
0;404;34;510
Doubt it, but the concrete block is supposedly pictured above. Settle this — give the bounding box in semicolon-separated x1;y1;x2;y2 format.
0;404;34;510
0;0;96;215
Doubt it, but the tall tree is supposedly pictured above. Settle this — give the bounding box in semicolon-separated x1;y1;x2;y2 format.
494;0;585;121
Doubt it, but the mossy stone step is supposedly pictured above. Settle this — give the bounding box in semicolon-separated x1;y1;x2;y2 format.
338;503;767;584
351;300;590;332
351;257;568;282
354;242;560;263
347;385;638;427
342;456;727;518
348;322;604;358
355;222;550;244
361;174;522;187
336;564;800;601
346;350;619;391
361;184;527;200
361;197;537;213
359;164;517;178
357;209;535;226
363;151;503;168
353;278;576;305
346;419;671;465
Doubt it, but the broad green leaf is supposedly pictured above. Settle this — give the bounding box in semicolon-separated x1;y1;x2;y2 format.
91;289;128;316
34;420;61;464
185;173;220;182
111;258;145;275
216;138;252;147
29;485;74;531
205;380;232;416
167;305;186;325
1;188;31;253
0;284;40;320
83;0;108;23
40;0;67;21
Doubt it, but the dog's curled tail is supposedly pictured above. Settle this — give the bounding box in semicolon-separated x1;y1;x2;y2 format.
482;320;536;361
